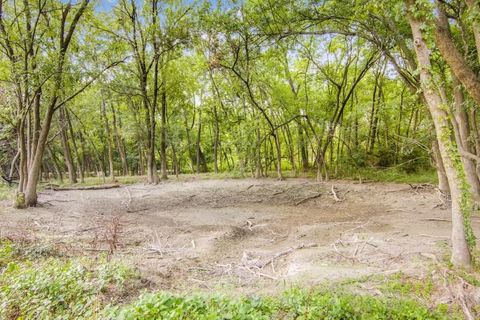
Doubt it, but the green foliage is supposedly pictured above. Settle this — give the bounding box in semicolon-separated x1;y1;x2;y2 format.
0;239;462;320
0;240;60;267
0;183;15;201
0;252;133;320
382;273;435;300
334;167;438;184
0;241;13;269
106;288;452;320
105;292;274;320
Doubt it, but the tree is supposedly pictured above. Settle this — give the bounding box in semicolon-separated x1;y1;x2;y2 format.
0;0;92;206
406;0;474;267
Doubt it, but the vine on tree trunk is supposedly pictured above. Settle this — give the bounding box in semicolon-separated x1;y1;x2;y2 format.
440;106;476;256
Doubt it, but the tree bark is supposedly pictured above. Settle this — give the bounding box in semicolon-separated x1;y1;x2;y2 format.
434;4;480;106
408;3;472;267
160;79;168;180
59;107;77;184
101;94;115;182
196;109;202;174
209;73;221;174
452;77;480;205
65;108;84;183
47;146;63;183
110;104;128;176
432;139;450;195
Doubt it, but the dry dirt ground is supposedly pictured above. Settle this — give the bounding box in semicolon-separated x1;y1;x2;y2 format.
1;178;479;294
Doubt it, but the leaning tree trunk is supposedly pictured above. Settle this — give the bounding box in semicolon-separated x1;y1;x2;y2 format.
24;105;56;206
432;139;450;195
408;5;473;268
451;77;480;205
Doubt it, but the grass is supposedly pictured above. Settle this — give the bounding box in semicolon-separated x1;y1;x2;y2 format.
0;183;15;201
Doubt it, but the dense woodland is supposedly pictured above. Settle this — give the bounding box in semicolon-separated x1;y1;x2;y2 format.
1;0;480;270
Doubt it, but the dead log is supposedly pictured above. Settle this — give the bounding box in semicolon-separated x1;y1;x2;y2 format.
49;184;121;191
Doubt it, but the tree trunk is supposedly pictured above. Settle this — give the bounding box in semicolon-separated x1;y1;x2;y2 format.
432;139;450;195
142;74;158;184
138;145;145;176
434;4;480;106
298;122;309;172
110;104;128;176
47;146;63;183
66;108;84;183
408;5;473;268
160;80;168;180
208;69;223;174
452;77;480;205
368;74;379;154
465;0;480;64
59;107;77;184
196;109;202;174
101;95;115;182
172;145;179;178
24;105;56;206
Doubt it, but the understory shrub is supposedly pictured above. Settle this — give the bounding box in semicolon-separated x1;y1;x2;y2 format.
0;254;132;320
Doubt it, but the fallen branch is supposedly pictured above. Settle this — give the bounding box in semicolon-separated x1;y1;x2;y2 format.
418;234;449;239
422;218;451;222
126;207;149;213
330;185;342;202
50;184;120;191
240;266;278;280
260;242;318;268
294;192;321;206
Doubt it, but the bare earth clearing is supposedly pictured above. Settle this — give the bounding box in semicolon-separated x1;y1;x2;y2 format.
1;178;478;294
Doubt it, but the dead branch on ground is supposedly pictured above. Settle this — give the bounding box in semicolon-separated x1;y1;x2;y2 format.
144;231;189;257
49;184;120;191
294;192;321;206
260;242;318;268
330;185;343;202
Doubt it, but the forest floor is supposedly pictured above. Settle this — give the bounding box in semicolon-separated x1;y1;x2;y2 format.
0;177;479;295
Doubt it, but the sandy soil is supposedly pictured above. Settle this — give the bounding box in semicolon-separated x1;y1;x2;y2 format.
1;178;478;293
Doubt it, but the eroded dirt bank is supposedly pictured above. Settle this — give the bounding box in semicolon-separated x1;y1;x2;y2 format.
1;178;478;293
